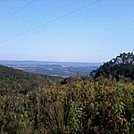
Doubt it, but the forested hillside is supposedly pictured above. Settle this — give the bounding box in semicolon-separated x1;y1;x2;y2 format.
0;53;134;133
90;52;134;81
0;65;62;94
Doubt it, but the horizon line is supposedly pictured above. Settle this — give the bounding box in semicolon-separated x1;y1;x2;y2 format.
0;60;102;64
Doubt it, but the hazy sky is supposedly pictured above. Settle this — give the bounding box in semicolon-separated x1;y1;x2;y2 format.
0;0;134;62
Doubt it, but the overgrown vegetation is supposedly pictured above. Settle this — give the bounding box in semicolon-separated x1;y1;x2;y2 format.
0;76;134;133
0;53;134;133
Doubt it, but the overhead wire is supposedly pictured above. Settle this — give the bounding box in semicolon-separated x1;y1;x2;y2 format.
1;0;102;44
0;0;36;24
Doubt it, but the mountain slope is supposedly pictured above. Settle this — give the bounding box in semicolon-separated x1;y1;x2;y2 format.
0;65;62;94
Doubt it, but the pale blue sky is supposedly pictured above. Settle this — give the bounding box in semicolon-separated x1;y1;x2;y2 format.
0;0;134;62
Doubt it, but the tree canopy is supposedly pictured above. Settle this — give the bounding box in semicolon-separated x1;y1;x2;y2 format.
90;52;134;81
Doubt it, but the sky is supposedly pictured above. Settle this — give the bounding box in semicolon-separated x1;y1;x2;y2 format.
0;0;134;63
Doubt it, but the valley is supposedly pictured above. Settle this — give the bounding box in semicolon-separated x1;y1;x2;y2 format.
0;61;101;77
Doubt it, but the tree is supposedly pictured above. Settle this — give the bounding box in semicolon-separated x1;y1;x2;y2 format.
90;52;134;81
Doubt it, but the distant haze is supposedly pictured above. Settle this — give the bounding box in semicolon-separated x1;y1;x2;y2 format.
0;61;101;77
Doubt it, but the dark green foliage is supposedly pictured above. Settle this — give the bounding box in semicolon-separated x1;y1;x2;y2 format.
91;52;134;81
0;76;134;133
0;65;62;94
0;56;134;133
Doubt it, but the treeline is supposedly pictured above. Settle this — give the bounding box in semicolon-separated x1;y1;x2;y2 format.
91;52;134;81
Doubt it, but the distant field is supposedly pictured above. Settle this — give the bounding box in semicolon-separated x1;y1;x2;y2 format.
0;61;101;77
